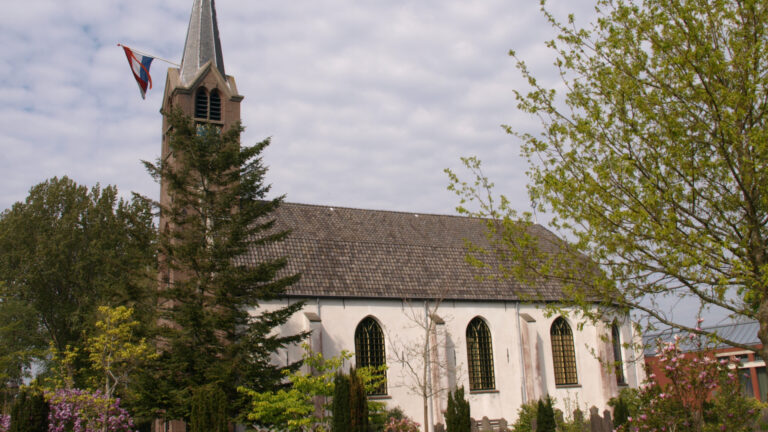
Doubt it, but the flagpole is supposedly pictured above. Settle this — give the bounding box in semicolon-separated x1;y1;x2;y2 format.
117;44;181;67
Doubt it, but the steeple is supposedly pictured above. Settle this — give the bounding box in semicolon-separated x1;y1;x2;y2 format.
179;0;226;85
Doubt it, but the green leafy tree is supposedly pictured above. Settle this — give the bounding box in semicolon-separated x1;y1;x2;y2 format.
240;346;386;431
0;177;156;387
141;110;305;420
83;306;157;401
447;0;768;354
9;388;48;432
189;384;228;432
445;386;470;432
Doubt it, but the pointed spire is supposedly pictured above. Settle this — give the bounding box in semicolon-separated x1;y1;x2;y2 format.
179;0;226;85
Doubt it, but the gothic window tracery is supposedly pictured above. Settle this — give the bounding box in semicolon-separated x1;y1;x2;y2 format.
467;317;495;390
355;316;387;395
551;317;578;385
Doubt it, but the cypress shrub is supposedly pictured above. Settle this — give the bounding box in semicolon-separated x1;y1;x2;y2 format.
9;388;48;432
445;386;471;432
349;369;369;432
535;396;556;432
332;372;351;432
613;395;629;428
189;384;228;432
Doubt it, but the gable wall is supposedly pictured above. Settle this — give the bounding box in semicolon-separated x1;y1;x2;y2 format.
254;298;645;426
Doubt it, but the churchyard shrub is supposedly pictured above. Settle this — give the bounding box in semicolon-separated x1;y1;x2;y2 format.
536;396;556;432
383;416;420;432
618;328;763;432
9;388;48;432
445;386;470;432
46;388;135;432
0;415;9;432
348;369;369;432
189;384;227;432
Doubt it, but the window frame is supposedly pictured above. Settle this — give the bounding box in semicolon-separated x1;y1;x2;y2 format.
551;317;579;386
466;316;496;391
354;316;387;395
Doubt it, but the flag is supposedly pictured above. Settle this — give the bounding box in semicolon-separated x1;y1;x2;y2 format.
121;45;154;99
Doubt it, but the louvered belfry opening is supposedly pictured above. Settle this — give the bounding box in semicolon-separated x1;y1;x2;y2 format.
195;87;209;119
209;90;221;121
551;317;578;385
355;316;387;395
466;317;495;390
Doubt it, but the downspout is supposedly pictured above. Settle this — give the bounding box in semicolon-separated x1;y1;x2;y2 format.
516;302;528;404
425;300;434;432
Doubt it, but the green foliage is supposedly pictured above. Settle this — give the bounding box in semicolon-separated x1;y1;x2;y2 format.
349;369;369;432
0;177;155;388
608;388;638;428
620;334;762;432
511;399;538;432
9;388;48;432
189;385;228;432
239;346;386;431
446;0;768;352
141;110;306;420
536;396;556;432
332;373;351;432
445;386;470;432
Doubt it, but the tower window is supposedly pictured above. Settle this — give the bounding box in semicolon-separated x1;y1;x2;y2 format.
466;317;495;390
195;87;209;119
355;316;387;395
551;317;578;385
612;322;625;385
209;90;221;121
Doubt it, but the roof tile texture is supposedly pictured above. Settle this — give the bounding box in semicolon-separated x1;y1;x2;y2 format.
242;203;567;301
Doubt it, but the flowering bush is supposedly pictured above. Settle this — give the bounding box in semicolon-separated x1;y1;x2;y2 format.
0;415;9;432
384;416;420;432
47;388;136;432
618;327;762;432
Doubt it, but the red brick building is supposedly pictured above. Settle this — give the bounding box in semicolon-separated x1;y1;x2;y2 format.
644;321;766;401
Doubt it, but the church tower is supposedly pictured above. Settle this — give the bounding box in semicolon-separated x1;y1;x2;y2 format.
158;0;243;287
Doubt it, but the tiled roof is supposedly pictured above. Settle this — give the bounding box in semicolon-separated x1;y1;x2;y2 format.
241;202;569;301
643;320;762;356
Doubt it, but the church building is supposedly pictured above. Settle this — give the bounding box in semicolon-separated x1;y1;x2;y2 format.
159;0;645;429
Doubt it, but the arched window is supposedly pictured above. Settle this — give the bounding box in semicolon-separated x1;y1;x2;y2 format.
355;316;387;395
194;87;209;119
466;317;495;390
551;317;578;385
612;322;625;385
209;89;221;121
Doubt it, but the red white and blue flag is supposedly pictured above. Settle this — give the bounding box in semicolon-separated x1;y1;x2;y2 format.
121;45;154;99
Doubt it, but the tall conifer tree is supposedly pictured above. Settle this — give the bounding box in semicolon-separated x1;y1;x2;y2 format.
142;110;305;420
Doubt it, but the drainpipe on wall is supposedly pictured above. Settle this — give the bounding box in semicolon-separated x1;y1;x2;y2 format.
425;300;433;432
516;302;528;404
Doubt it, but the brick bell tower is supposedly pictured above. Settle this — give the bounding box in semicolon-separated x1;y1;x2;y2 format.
158;0;243;286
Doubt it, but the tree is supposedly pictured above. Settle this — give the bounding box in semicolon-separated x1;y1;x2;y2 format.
9;388;48;432
83;306;157;401
142;110;305;420
535;396;555;432
332;373;351;432
447;0;768;356
0;177;156;386
189;384;228;432
445;387;470;432
388;300;458;432
348;369;369;432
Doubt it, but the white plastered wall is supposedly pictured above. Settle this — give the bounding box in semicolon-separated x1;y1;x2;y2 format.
252;298;645;427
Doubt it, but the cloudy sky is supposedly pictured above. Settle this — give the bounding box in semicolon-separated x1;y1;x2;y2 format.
2;0;731;327
0;0;596;216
